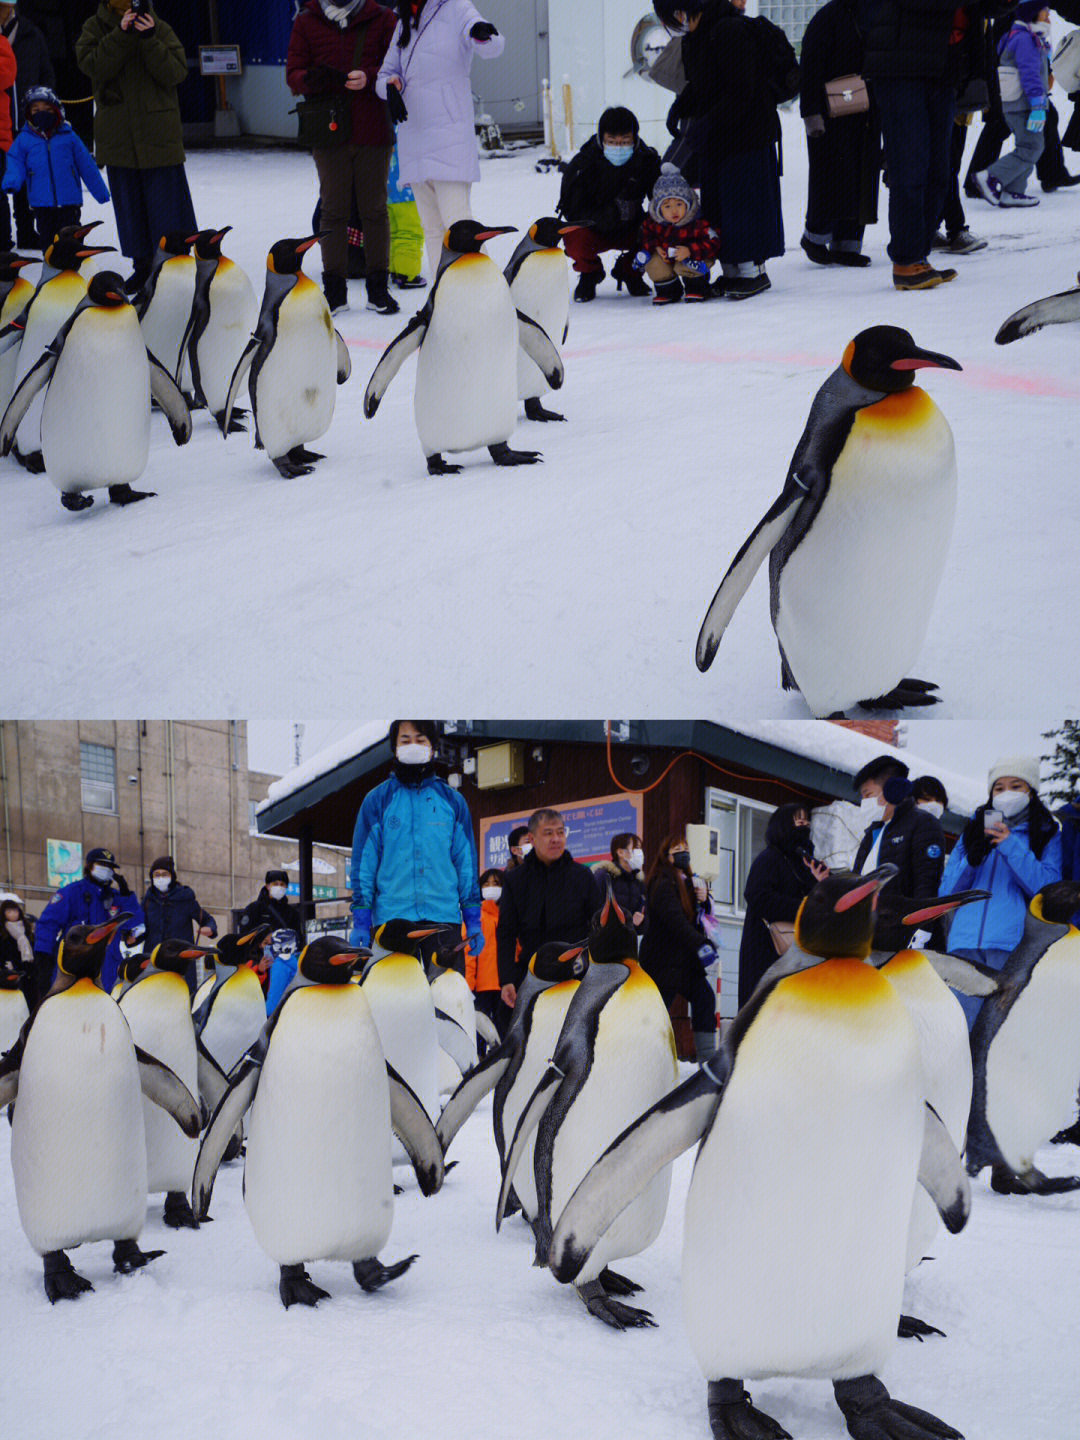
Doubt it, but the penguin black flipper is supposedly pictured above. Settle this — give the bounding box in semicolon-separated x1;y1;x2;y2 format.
0;317;26;357
133;1045;201;1137
223;334;261;437
434;1006;476;1073
335;329;351;383
917;1102;970;1234
195;1034;231;1115
148;352;193;445
386;1061;445;1196
516;310;564;389
363;302;432;417
0;1049;20;1107
436;1044;512;1152
996;284;1080;344
496;1063;562;1229
192;1023;274;1218
177;279;211;407
0;347;58;454
549;1065;726;1284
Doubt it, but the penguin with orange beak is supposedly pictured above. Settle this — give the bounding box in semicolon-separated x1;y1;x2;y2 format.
696;326;962;716
176;225;257;432
364;219;564;474
222;234;351;477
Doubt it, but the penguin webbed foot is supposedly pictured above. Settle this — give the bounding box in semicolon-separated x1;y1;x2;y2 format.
524;397;566;423
598;1266;644;1296
858;679;940;711
427;453;462;475
162;1191;200;1230
112;1238;165;1274
833;1375;962;1440
1051;1118;1080;1146
214;408;247;436
14;447;45;474
489;442;542;466
707;1381;792;1440
279;1263;330;1308
270;454;313;479
222;1130;244;1163
108;484;156;507
898;1313;946;1340
393;1183;404;1195
43;1250;94;1303
990;1163;1080;1195
60;491;94;512
576;1278;656;1330
352;1253;418;1292
288;445;325;465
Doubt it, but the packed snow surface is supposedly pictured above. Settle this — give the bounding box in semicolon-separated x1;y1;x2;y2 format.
3;113;1080;719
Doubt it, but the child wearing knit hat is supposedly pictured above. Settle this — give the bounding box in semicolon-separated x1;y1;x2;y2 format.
633;164;720;304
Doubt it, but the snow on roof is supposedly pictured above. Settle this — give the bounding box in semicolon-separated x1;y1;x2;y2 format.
257;721;390;812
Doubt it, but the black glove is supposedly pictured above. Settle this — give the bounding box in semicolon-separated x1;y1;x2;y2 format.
960;809;992;868
306;63;347;93
470;21;499;41
386;85;408;124
113;871;130;896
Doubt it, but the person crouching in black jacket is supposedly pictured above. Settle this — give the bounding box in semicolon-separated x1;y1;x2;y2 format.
557;105;661;301
639;832;719;1061
738;803;827;1009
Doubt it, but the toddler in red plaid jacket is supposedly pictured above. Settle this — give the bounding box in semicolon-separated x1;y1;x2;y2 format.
633;163;720;304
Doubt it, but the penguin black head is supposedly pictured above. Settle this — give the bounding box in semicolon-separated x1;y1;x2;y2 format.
297;937;366;984
0;253;34;283
56;918;123;980
117;948;148;985
45;221;115;274
214;926;271;970
1032;881;1080;926
795;865;898;960
842;327;962;394
428;928;469;975
87;271;130;307
267;234;324;275
372;919;443;957
529;217;565;250
146;938;207;977
189;227;232;262
529;940;587;983
443;220;516;256
158;232;195;257
586;886;638;965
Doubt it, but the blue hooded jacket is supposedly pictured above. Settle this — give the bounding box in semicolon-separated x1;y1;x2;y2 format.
940;820;1063;952
34;875;145;992
3;115;110;208
350;772;481;928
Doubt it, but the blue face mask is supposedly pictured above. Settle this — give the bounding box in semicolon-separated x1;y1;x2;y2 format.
603;144;634;166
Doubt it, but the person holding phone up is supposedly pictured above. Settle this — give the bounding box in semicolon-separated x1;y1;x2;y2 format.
939;755;1063;1028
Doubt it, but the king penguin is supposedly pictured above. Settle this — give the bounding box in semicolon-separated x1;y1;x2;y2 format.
695;327;962;716
996;273;1080;344
193;927;271;1123
422;929;484;1092
0;252;35;422
192;937;443;1308
177;226;257;432
136;231;197;395
0;270;192;510
363;219;564;474
966;881;1080;1195
504;217;571;423
222;234;351;476
549;865;970;1440
0;222;115;473
497;891;678;1328
119;937;209;1230
0;951;30;1055
0;920;200;1302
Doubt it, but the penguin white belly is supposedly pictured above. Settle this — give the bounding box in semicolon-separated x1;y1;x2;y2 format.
253;279;337;457
244;985;393;1265
432;967;477;1092
11;981;147;1253
984;932;1080;1170
12;273;87;457
120;973;198;1193
0;278;33;418
502;982;579;1217
683;961;923;1381
43;309;150;490
881;952;971;1269
549;969;677;1282
197;262;257;413
511;256;568;400
362;954;438;1123
200;967;267;1073
415;257;518;454
774;389;956;716
141;258;196;383
0;985;29;1053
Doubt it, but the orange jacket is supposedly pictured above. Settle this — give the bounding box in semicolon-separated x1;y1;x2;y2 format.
0;38;16;152
465;899;500;992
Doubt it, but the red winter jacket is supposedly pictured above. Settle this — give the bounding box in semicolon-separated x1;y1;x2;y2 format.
286;0;397;148
638;214;720;263
0;36;17;151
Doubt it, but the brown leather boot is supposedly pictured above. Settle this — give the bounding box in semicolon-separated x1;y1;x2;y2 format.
892;261;957;290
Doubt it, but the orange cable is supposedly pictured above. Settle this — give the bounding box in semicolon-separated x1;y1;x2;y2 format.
603;721;821;800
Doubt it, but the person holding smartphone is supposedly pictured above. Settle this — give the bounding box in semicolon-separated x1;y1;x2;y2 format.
939;755;1062;1028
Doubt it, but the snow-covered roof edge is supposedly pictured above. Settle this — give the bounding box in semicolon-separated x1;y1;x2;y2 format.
255;721;390;813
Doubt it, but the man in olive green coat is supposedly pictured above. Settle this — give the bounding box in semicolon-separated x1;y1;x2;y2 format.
76;1;197;292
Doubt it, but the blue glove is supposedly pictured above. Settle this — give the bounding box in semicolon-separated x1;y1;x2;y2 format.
1027;108;1046;133
632;249;650;272
462;904;484;954
697;942;717;967
682;259;711;277
349;908;371;949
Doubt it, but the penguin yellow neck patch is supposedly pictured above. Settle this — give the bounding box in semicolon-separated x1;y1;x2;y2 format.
858;386;936;429
880;949;928;976
776;958;893;1007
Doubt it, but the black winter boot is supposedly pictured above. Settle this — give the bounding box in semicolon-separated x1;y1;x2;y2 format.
365;270;400;315
683;273;710;300
322;272;348;314
574;268;602;302
652;277;683;304
612;251;650;296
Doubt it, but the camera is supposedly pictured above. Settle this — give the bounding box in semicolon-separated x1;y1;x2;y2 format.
130;0;149;14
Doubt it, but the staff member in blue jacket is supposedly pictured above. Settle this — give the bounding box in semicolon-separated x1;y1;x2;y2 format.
1;85;110;249
31;846;144;1005
940;754;1062;1027
349;720;483;959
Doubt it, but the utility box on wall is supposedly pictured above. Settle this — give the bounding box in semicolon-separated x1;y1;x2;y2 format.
476;742;525;790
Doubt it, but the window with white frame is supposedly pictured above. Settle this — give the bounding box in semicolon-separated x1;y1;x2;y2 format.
755;0;816;48
80;742;117;814
704;787;775;917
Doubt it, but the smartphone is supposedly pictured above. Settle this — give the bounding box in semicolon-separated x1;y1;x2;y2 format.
984;808;1003;830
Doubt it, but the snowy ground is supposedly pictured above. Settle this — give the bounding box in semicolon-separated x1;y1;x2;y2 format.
2;1081;1079;1440
3;111;1080;719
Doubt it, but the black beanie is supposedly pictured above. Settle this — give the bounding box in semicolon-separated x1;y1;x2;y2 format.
598;106;639;139
265;869;288;886
149;855;176;879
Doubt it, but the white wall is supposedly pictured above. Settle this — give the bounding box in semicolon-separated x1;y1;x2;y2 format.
232;66;297;141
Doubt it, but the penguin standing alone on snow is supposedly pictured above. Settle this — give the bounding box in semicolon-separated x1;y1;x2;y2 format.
550;866;971;1440
504;217;571;423
222;234;351;477
364;220;564;474
696;326;962;716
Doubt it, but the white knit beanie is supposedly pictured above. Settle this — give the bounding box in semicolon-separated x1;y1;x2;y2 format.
987;755;1041;794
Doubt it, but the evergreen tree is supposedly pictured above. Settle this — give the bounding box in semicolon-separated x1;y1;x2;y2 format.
1042;720;1080;803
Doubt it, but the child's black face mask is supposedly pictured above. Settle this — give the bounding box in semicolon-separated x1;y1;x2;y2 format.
32;110;60;135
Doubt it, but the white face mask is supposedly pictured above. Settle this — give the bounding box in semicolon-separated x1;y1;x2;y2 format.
520;842;533;857
629;847;644;870
482;886;502;902
91;864;114;884
1032;21;1051;37
993;789;1029;819
918;801;945;820
268;885;287;901
152;875;171;892
397;742;432;765
860;796;886;825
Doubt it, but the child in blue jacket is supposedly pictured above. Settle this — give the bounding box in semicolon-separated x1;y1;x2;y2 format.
972;2;1052;207
1;85;109;250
